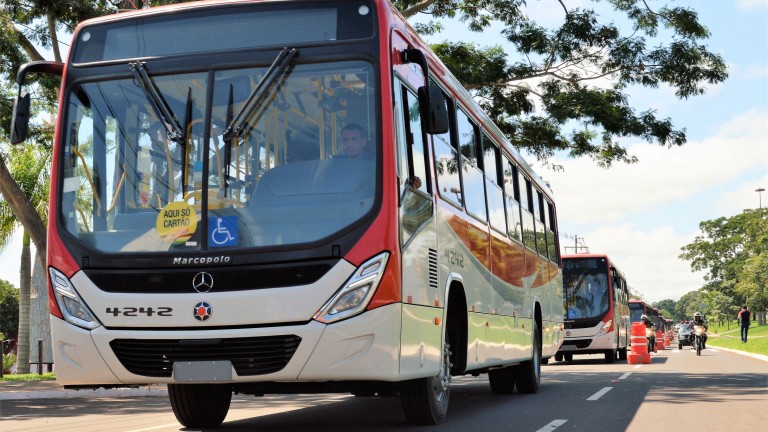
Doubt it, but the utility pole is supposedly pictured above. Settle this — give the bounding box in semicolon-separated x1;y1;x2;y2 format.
561;233;589;254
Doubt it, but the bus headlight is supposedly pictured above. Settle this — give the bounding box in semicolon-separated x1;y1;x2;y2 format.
598;320;612;335
49;267;101;330
314;252;390;324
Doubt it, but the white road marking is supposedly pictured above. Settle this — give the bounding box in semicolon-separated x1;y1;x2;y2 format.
536;419;568;432
618;372;632;380
633;365;642;369
125;424;180;432
587;387;613;401
708;349;720;352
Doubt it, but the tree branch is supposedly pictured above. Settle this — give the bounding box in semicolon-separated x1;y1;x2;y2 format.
47;12;62;63
1;14;45;62
401;0;439;18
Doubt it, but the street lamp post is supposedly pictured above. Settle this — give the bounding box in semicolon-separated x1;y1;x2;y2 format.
756;187;765;211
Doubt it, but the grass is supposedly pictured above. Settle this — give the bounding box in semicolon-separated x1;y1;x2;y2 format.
705;319;768;356
0;372;56;382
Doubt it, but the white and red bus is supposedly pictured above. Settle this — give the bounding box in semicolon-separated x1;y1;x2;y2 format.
11;0;563;427
557;254;629;363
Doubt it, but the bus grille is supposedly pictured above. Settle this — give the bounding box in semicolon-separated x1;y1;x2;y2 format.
109;335;301;377
86;263;332;293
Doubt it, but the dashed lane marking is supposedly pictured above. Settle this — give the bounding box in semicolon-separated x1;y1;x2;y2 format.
535;419;568;432
587;387;613;401
618;372;632;380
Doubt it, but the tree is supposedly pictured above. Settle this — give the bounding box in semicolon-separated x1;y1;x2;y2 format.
704;291;733;328
0;279;19;344
675;290;704;320
396;0;727;167
654;299;678;321
680;209;768;324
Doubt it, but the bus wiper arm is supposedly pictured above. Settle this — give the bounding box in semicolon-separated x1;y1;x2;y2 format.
129;61;184;143
223;47;298;141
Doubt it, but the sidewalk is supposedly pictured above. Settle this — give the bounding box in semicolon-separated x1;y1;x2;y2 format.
0;380;167;401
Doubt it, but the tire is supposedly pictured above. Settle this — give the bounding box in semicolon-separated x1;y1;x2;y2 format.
400;337;451;425
554;353;563;362
618;347;627;360
678;342;683;350
563;353;573;362
168;383;232;428
489;366;516;395
515;321;541;394
604;349;616;364
696;337;702;356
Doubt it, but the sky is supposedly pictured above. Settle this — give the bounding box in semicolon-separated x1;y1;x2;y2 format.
1;0;767;305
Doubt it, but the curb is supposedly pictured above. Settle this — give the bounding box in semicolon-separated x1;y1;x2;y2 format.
0;386;168;401
707;345;768;362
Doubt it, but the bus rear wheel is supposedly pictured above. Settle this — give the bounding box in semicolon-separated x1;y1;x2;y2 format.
400;338;451;425
168;383;232;428
515;321;541;394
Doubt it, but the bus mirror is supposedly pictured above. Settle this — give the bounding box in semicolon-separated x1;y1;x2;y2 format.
10;92;31;145
10;61;65;144
420;84;449;134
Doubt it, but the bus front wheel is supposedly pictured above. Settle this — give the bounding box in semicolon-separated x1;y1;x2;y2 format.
168;383;232;428
400;337;451;425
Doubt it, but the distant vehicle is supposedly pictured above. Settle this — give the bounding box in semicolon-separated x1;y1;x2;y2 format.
678;324;693;349
629;299;656;353
558;254;630;363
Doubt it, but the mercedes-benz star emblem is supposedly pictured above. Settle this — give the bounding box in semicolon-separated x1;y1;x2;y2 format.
192;272;214;293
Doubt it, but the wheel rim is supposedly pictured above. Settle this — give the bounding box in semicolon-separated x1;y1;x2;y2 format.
432;341;452;401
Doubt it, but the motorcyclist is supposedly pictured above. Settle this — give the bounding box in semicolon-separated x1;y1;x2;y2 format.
641;314;656;353
690;312;708;349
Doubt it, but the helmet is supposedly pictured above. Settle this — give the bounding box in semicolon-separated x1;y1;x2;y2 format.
641;314;648;320
694;312;702;318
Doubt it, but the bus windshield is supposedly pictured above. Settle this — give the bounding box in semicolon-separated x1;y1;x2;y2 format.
629;303;645;323
563;257;610;320
60;60;378;253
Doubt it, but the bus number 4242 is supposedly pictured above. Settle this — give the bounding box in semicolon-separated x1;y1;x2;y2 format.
105;307;173;317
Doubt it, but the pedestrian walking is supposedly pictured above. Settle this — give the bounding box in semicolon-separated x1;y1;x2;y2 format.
737;305;751;343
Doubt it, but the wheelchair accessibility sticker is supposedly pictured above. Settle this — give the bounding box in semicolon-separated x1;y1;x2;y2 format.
209;216;238;248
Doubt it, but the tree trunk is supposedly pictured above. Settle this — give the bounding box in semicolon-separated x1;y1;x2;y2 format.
0;155;47;264
29;254;52;367
16;231;31;374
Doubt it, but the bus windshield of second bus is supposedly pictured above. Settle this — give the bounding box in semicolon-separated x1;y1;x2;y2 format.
563;257;609;320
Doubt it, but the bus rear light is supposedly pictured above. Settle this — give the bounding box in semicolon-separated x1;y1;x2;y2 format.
598;320;612;335
49;267;102;330
314;252;389;324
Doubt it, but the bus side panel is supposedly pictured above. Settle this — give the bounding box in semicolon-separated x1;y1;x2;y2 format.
542;260;564;357
399;303;443;379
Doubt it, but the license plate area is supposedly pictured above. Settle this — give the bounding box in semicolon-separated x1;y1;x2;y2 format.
173;360;234;382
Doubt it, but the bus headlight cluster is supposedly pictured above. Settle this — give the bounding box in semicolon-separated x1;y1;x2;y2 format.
49;267;102;330
314;252;389;324
598;320;612;335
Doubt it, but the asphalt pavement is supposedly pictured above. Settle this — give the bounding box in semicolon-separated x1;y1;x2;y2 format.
1;341;765;402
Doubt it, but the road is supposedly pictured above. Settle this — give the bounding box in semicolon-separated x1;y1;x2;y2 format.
2;346;766;431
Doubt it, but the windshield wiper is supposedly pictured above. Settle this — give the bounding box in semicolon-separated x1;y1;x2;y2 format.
129;61;185;143
223;47;298;141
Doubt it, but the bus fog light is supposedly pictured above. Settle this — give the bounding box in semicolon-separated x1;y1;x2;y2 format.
315;252;389;324
49;267;101;330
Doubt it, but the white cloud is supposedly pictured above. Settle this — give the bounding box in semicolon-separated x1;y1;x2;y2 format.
737;0;768;10
546;108;768;225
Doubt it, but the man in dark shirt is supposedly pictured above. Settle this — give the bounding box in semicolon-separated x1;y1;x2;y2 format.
738;305;751;343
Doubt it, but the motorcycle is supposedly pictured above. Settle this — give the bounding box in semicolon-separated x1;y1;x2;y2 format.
691;324;707;356
646;327;656;353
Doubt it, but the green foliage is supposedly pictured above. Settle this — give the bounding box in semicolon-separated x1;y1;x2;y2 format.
680;209;768;311
397;0;727;166
3;352;16;373
0;279;19;341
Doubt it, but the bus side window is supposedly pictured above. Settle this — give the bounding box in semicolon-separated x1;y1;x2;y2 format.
456;107;486;221
432;89;461;206
394;78;430;196
546;199;559;262
535;190;547;258
519;173;536;251
483;134;506;234
504;158;522;243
